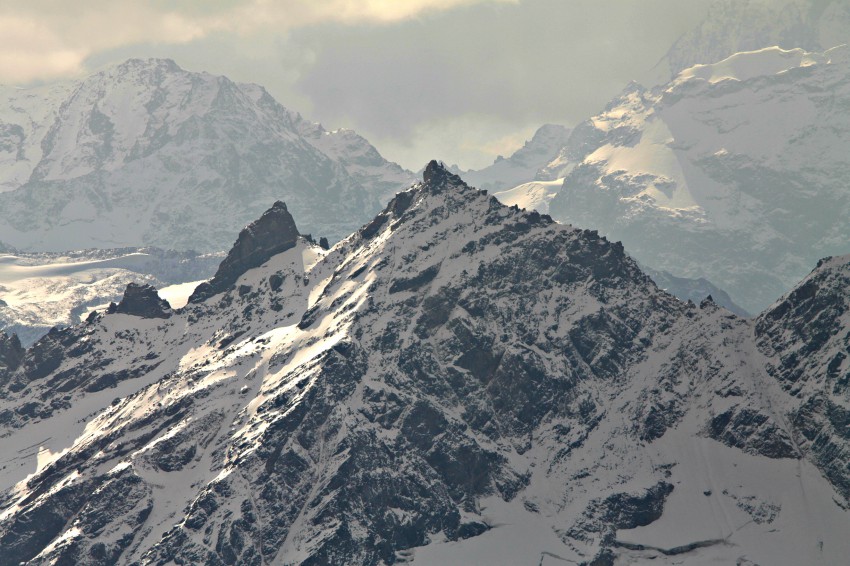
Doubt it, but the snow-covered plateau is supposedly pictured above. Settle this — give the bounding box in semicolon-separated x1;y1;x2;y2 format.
0;58;415;252
0;163;849;565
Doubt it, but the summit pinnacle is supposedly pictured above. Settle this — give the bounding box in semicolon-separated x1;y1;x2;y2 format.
190;201;301;303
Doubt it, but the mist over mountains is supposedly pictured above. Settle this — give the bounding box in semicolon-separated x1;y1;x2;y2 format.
661;0;850;78
493;44;850;314
1;0;850;564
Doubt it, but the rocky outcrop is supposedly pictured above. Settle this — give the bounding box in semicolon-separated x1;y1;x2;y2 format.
115;283;172;319
0;332;24;385
2;165;850;565
0;333;23;371
189;201;300;303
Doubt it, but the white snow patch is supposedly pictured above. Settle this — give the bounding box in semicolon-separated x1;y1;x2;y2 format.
493;178;564;214
158;280;204;309
678;46;826;85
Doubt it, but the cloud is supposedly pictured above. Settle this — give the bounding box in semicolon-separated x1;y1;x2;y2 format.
291;0;709;168
0;0;513;83
2;0;716;169
369;114;539;172
0;16;87;82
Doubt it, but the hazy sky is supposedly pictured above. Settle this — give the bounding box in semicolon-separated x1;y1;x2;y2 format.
1;0;712;170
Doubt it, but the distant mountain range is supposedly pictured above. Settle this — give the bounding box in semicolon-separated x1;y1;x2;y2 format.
2;163;849;564
547;45;850;313
0;60;739;346
494;45;850;314
1;6;849;563
660;0;850;79
0;58;415;252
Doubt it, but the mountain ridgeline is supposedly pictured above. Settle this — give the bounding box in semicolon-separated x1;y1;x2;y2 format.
0;162;849;564
0;58;415;252
541;44;850;314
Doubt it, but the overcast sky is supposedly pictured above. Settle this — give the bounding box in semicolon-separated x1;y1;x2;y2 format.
1;0;713;170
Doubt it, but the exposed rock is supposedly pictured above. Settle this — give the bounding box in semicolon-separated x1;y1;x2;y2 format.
0;332;24;377
115;283;172;319
2;168;850;565
422;159;465;189
190;201;300;303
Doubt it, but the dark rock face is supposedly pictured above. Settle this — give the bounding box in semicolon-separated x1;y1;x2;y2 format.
0;332;24;381
755;257;850;497
422;159;464;190
17;329;67;389
708;407;798;459
190;201;300;303
6;168;850;564
115;283;172;319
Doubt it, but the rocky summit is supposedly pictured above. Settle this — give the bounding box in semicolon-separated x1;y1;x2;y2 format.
189;200;301;303
0;164;849;564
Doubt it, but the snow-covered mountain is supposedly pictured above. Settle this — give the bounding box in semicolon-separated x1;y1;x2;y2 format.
659;0;850;80
0;248;221;346
0;58;415;252
448;124;570;193
492;178;747;314
1;163;850;564
544;44;850;314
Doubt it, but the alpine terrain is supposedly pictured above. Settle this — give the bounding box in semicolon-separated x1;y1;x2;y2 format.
539;44;850;313
0;248;222;346
0;58;415;252
0;163;849;565
448;124;571;194
659;0;850;79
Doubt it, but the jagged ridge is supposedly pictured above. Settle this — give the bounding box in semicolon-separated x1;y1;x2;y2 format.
0;164;849;565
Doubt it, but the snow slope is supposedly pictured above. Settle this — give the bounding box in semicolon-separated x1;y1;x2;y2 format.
547;44;850;313
0;59;415;251
492;178;563;215
0;248;220;345
1;164;850;564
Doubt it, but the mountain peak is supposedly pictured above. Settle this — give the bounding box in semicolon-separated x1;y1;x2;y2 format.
113;57;182;73
189;201;302;303
422;159;465;190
